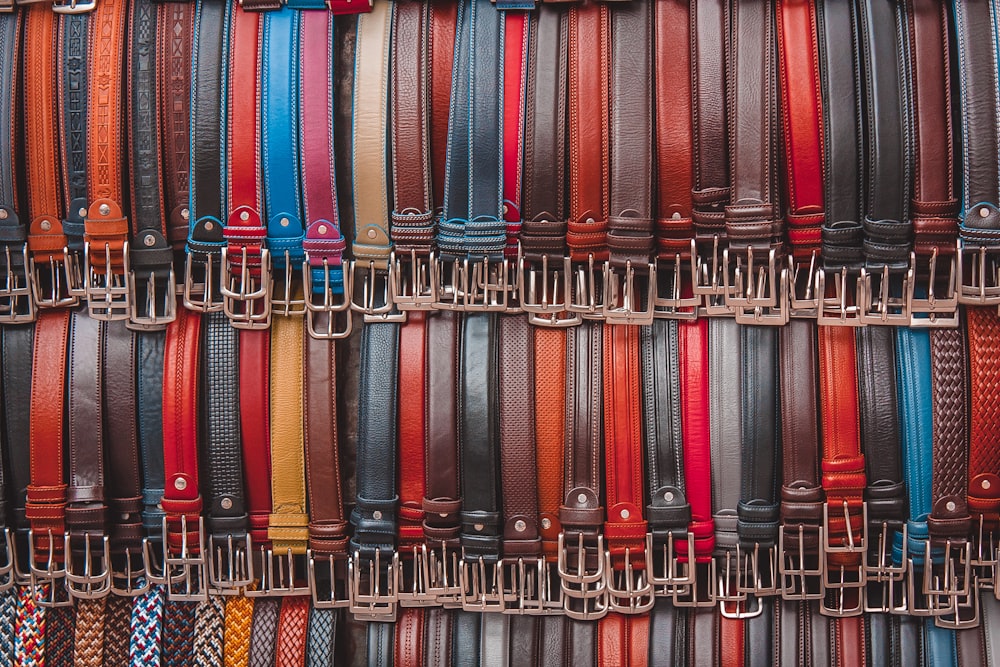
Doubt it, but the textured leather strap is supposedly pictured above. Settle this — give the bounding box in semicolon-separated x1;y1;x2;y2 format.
395;608;424;667
58;11;89;256
161;600;195;667
0;8;27;321
138;331;167;541
598;613;648;667
428;0;456;213
240;329;272;548
966;307;1000;531
274;596;309;667
192;597;224;667
1;324;31;573
423;608;452;667
157;0;192;251
709;318;741;556
679;318;714;568
535;327;566;563
129;582;164;666
501;9;527;262
304;607;336;667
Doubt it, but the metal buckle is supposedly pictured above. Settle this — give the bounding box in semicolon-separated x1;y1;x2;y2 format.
604;548;655;614
556;532;608;620
182;250;224;313
109;547;150;597
519;254;581;327
220;246;272;329
244;545;310;597
970;518;998;596
815;266;864;326
27;529;71;607
902;554;942;617
693;236;729;309
858;264;913;325
499;557;546;615
819;502;866;617
717;549;763;619
350;260;407;323
308;552;350;609
303;256;353;339
645;532;697;598
737;544;779;597
566;255;606;319
957;240;1000;306
270;252;307;317
52;0;97;13
459;555;513;612
464;256;518;312
30;249;82;309
602;260;656;326
822;501;868;556
394;545;435;608
0;529;17;593
422;541;463;608
909;250;959;327
160;515;208;602
206;533;254;593
924;540;978;628
0;244;36;323
778;524;824;600
672;559;718;608
83;240;132;321
348;549;397;621
652;247;701;319
128;267;177;331
722;246;780;309
391;249;437;310
63;533;111;599
862;522;907;613
788;252;820;318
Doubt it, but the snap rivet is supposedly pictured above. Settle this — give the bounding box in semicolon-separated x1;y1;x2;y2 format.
221;498;233;510
946;501;956;512
181;208;190;221
439;513;448;518
984;480;992;490
280;217;290;228
620;509;630;520
373;510;382;520
514;520;526;533
577;493;587;504
367;229;377;239
40;220;51;232
318;224;328;235
240;211;250;221
79;207;87;218
474;523;484;531
0;210;7;220
99;204;111;216
586;217;595;224
541;518;552;530
174;478;187;491
204;221;214;232
981;207;991;218
121;513;129;521
664;491;674;502
143;234;156;247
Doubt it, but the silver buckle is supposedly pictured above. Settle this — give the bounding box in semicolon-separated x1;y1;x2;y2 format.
909;250;959;327
778;524;824;600
858;264;913;325
0;529;17;593
815;266;864;326
220;246;273;329
206;533;254;594
652;246;701;320
602;260;656;326
128;267;177;331
395;545;435;608
459;555;513;612
270;252;307;317
925;540;978;628
693;236;731;314
819;502;867;617
63;533;111;599
52;0;97;13
391;249;437;310
519;254;581;327
566;255;606;319
83;241;132;321
557;532;608;620
30;249;82;309
244;545;310;597
723;247;789;325
645;532;697;598
350;260;407;323
308;552;350;609
422;541;463;608
862;522;907;614
672;560;718;608
604;548;655;614
160;515;208;602
737;544;780;599
348;549;397;621
27;529;71;607
303;256;353;339
787;252;820;318
717;549;763;619
957;240;1000;306
0;244;36;323
182;251;224;313
109;547;150;597
970;518;998;596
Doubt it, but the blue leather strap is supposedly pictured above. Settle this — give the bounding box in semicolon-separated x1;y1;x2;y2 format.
893;327;934;567
262;7;305;270
59;13;89;252
287;0;328;8
924;618;957;667
137;332;167;539
0;11;21;285
305;607;336;667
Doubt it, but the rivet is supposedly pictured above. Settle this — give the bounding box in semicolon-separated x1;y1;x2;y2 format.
143;234;156;247
174;478;187;491
984;480;992;490
620;509;630;520
0;210;7;220
240;211;250;221
981;207;991;218
503;205;509;215
577;493;587;504
280;217;290;228
946;501;956;512
181;208;190;221
541;518;552;530
40;220;51;232
586;217;595;224
121;513;129;521
514;520;526;533
204;221;214;232
367;229;377;239
440;513;448;518
221;498;233;510
474;523;484;531
79;207;87;218
318;224;328;235
99;204;111;216
373;510;382;520
664;491;674;502
672;212;681;220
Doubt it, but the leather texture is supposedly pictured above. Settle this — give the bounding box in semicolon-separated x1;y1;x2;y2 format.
394;608;424;667
274;596;309;667
137;330;167;538
966;307;1000;528
240;329;273;547
157;1;194;250
423;312;461;547
535;327;566;560
398;312;427;548
709;318;742;554
679;319;714;562
928;327;970;544
103;322;142;555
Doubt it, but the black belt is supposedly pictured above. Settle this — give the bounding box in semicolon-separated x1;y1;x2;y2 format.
0;11;29;323
0;325;32;582
58;11;89;259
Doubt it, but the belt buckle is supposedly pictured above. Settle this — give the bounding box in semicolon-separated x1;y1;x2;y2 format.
303;256;353;339
270;252;307;318
422;541;463;608
819;502;866;617
459;554;512;612
206;533;254;594
652;247;701;320
645;531;697;598
519;254;582;327
778;524;824;600
0;244;37;323
601;260;657;326
30;248;82;309
308;551;350;609
815;266;865;326
566;255;606;319
83;240;132;321
717;549;763;619
160;515;209;602
723;247;789;325
909;249;959;327
395;544;436;608
604;547;655;614
787;251;820;318
350;260;407;323
63;532;111;600
220;246;273;329
499;556;546;615
244;545;310;597
27;528;71;607
391;249;437;310
462;256;519;313
861;522;907;613
348;549;398;621
970;518;998;596
52;0;97;13
737;543;779;597
182;250;224;313
128;267;177;331
109;546;151;597
923;539;979;628
556;532;608;620
672;559;718;608
858;263;913;325
957;239;1000;307
0;529;17;593
694;236;733;316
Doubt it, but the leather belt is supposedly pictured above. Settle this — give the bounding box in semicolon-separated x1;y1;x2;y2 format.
161;599;195;667
479;612;509;665
689;607;715;667
247;597;279;666
718;613;742;667
954;0;1000;306
305;606;337;666
856;0;912;324
429;0;455;216
274;596;309;666
723;0;785;323
501;7;527;271
906;0;960;324
239;330;272;554
223;594;253;667
832;614;865;667
777;0;824;315
0;8;29;323
157;0;193;254
192;597;224;665
648;598;681;666
394;607;424;667
558;321;607;620
597;612;648;667
535;326;566;609
423;608;452;666
603;0;654;325
818;326;866;617
2;322;35;584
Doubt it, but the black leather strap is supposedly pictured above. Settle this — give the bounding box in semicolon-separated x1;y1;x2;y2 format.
509;615;538;666
709;318;741;555
367;621;394;667
1;325;32;562
58;12;90;252
648;598;679;667
0;11;24;304
745;598;773;667
453;610;482;667
137;330;166;540
538;616;564;667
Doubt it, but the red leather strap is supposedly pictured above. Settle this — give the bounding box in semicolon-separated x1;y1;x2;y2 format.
679;318;715;562
835;616;866;667
240;329;272;548
502;10;528;259
273;596;309;667
398;311;427;549
429;0;456;210
719;615;745;667
394;608;425;667
776;0;825;256
328;0;374;15
27;309;71;565
966;307;1000;529
597;613;649;667
162;306;203;552
818;327;866;561
603;324;646;570
565;3;610;261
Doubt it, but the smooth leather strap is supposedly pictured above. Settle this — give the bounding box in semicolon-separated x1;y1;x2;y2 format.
689;608;716;667
598;613;648;667
480;613;510;667
394;608;424;667
501;9;527;260
965;307;1000;529
453;610;481;667
679;319;714;562
3;325;35;555
924;618;957;667
423;312;461;547
0;9;23;307
834;616;866;667
398;312;427;549
429;0;456;212
240;330;272;547
746;599;772;667
423;608;452;667
648;598;680;667
718;614;743;667
928;327;970;544
709;318;741;554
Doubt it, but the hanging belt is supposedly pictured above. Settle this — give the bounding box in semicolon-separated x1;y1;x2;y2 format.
602;0;654;325
815;0;864;324
273;596;309;666
831;614;866;667
126;0;176;328
777;0;823;317
129;582;164;665
688;607;716;667
777;321;823;601
856;0;913;324
534;326;566;612
26;310;71;606
423;608;452;666
246;596;279;666
597;613;649;667
857;327;906;613
818;327;866;617
304;605;336;667
518;3;576;326
394;608;424;667
3;323;34;585
557;322;607;620
747;601;773;667
498;5;527;307
479;612;510;665
905;0;959;324
954;0;1000;308
690;0;730;313
239;328;271;562
182;0;228;312
723;0;786;323
157;0;193;255
161;600;196;667
0;8;30;323
301;8;350;338
648;599;681;666
429;0;455;218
